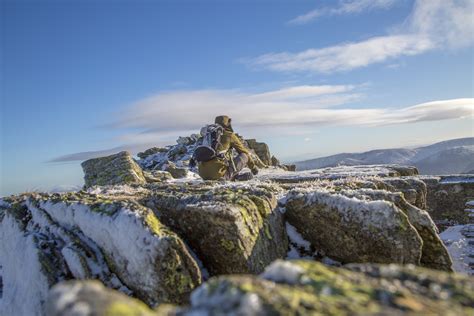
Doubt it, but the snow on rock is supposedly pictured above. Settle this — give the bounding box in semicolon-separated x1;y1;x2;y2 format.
180;259;474;315
337;188;452;271
144;183;288;275
0;192;201;315
260;260;305;285
0;214;51;316
284;188;423;265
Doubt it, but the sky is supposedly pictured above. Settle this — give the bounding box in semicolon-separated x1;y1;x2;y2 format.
1;0;473;196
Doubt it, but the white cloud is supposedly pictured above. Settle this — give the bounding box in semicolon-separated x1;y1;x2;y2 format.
289;0;397;25
51;84;473;162
247;0;474;74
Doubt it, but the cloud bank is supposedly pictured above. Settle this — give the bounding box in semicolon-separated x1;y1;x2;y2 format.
51;85;473;162
246;0;474;73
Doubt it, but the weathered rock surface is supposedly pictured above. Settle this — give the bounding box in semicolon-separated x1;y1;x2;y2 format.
81;151;146;188
144;183;288;275
47;260;473;316
0;192;201;315
338;188;452;271
2;162;471;315
285;189;424;265
45;280;156;316
184;260;473;315
423;175;474;226
245;139;272;166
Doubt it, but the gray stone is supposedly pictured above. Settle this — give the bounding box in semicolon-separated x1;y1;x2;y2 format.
81;151;146;188
285;189;423;265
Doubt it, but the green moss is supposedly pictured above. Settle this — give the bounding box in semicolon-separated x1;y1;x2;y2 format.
144;212;163;235
264;222;272;240
104;301;154;316
221;239;235;252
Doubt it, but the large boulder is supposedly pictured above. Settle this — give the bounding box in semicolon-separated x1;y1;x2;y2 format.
185;260;473;315
144;183;288;275
339;188;452;271
0;192;201;314
284;189;423;265
81;151;146;188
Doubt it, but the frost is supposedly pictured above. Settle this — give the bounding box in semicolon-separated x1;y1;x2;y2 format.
261;260;305;285
0;214;51;316
440;225;474;275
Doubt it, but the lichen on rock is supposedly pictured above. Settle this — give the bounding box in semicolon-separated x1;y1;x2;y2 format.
81;151;146;188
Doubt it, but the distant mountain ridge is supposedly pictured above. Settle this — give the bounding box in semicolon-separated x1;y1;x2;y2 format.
295;138;474;175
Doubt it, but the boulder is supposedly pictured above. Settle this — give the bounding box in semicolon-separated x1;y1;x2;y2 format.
339;188;452;271
423;175;474;227
271;155;280;167
282;164;296;171
81;151;146;188
45;280;156;316
284;189;423;265
137;147;168;160
143;170;173;183
144;183;288;275
380;177;427;209
245;139;272;166
162;161;188;179
0;192;201;313
184;260;474;315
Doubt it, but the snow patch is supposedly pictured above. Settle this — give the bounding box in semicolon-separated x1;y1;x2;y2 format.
440;225;473;275
261;260;305;285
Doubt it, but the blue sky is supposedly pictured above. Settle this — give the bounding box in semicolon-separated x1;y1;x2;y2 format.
1;0;473;196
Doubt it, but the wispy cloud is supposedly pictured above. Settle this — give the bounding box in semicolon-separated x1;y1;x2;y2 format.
289;0;397;25
246;0;474;74
51;84;473;162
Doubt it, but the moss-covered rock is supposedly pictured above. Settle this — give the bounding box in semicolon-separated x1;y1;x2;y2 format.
81;151;146;188
0;192;201;314
45;280;157;316
185;260;473;315
423;176;474;227
144;183;288;275
285;189;423;265
339;188;452;271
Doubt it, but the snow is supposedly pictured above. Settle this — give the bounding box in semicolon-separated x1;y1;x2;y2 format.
285;222;312;259
466;200;474;207
35;200;167;299
439;176;474;184
288;189;405;229
440;225;474;275
0;214;51;316
261;260;305;285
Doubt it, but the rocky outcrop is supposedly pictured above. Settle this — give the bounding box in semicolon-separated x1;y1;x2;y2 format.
0;192;201;315
81;151;146;188
3;161;470;315
285;189;424;265
245;139;272;166
144;183;288;275
47;260;474;315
